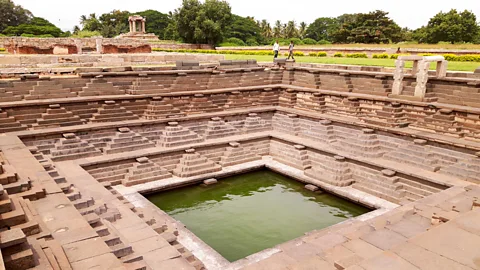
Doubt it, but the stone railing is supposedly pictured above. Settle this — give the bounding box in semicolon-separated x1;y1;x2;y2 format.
0;37;151;54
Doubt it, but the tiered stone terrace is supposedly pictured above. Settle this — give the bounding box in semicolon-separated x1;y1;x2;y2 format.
0;61;479;270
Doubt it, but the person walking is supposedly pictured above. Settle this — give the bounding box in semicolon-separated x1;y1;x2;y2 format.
273;40;280;60
287;41;295;60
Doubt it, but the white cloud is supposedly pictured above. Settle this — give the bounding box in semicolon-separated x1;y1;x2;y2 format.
13;0;480;32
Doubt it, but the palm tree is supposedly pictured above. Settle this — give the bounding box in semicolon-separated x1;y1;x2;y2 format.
79;15;87;27
285;21;297;38
273;20;282;38
299;22;307;39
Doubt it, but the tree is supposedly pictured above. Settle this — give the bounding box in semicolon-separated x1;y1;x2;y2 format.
80;13;102;32
0;0;33;32
99;10;130;37
136;10;171;39
331;10;402;43
285;21;298;38
172;0;232;44
273;20;282;38
225;15;263;44
305;17;339;41
420;9;479;44
3;17;63;37
298;22;307;39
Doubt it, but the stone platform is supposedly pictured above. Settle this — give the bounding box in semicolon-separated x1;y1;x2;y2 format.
0;61;479;269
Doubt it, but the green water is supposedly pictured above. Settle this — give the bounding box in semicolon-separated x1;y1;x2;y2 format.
147;170;370;262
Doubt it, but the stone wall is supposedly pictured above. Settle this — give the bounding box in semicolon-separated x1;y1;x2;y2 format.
150;43;214;50
0;53;224;69
0;37;151;55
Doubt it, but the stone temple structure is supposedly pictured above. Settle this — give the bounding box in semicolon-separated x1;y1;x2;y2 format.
118;15;159;40
0;55;479;270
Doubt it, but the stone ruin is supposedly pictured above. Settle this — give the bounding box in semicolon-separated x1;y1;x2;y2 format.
0;57;478;269
117;15;159;41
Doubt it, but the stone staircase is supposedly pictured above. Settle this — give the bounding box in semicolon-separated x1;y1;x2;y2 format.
225;91;251;109
0;109;27;133
184;94;221;115
204;117;239;140
127;75;168;95
123;157;171;187
298;119;336;144
352;167;406;204
91;100;139;123
318;72;353;92
87;161;134;186
410;109;463;137
383;139;446;172
158;122;204;148
332;128;384;158
143;97;184;120
32;104;84;129
305;153;354;187
362;102;410;128
78;76;125;96
294;92;326;112
257;88;279;106
272;113;300;135
219;142;261;167
172;149;221;178
102;128;155;155
270;140;311;170
243;113;271;133
25;79;76;100
278;89;297;108
49;133;102;162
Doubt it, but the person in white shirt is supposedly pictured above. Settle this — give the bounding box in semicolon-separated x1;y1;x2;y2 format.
273;41;280;59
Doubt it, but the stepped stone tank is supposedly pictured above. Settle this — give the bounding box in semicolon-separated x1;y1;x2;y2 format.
0;57;479;269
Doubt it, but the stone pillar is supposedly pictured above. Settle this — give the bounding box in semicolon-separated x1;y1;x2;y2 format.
129;20;132;33
74;39;83;54
392;59;405;95
436;60;448;78
142;20;146;33
95;38;103;54
132;20;136;32
414;60;430;99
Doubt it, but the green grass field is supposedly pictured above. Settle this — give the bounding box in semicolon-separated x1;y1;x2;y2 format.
224;54;479;72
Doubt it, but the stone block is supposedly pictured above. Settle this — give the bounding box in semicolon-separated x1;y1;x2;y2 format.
413;139;427;145
203;178;218;185
136;157;149;163
305;184;319;192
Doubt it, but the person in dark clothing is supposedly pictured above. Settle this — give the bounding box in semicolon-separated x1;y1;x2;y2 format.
287;41;295;60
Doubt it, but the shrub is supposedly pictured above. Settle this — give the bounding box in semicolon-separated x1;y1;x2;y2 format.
309;52;318;57
317;39;332;45
284;52;289;56
442;54;458;61
293;51;305;56
346;53;368;58
0;48;6;52
373;53;389;59
457;54;480;62
246;38;259;46
334;52;343;57
390;54;399;59
302;38;317;45
288;38;304;46
72;30;101;38
317;51;327;57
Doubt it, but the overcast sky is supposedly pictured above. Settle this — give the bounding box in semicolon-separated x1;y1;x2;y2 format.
13;0;480;32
